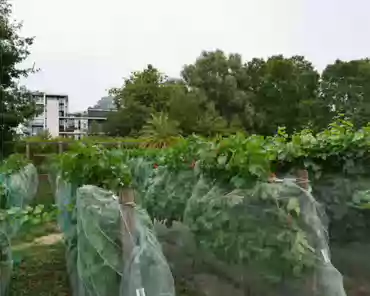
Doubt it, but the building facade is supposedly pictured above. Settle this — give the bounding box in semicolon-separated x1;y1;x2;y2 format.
27;92;68;137
26;92;113;139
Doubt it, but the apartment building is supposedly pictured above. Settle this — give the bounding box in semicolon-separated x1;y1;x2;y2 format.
27;92;68;137
26;92;114;139
59;112;89;139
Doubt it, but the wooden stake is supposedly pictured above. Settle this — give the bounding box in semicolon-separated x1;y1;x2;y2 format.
119;188;136;261
26;143;30;159
296;169;309;190
296;169;317;295
58;142;63;155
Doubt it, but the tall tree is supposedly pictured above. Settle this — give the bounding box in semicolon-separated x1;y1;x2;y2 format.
321;59;370;128
0;0;39;155
103;103;150;137
88;120;102;136
110;64;175;112
140;112;180;147
168;89;230;136
181;50;248;128
243;55;323;134
106;64;182;136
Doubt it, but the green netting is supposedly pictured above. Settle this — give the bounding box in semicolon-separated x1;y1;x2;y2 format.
313;174;370;243
183;177;346;295
312;173;370;292
53;155;348;296
131;158;347;296
54;177;80;295
0;164;38;296
54;178;176;296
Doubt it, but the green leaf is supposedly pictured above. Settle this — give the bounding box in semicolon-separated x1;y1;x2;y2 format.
217;155;227;165
287;198;300;215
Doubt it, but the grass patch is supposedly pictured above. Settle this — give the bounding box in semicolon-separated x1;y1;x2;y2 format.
12;222;59;245
32;174;54;207
9;242;69;296
8;222;69;296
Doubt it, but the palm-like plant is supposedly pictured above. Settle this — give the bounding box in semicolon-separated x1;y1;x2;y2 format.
140;113;181;148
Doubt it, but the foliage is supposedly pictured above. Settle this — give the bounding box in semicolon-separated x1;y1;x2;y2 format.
184;181;316;281
105;50;333;138
244;56;325;134
321;59;370;129
140;112;181;148
51;143;132;191
104;50;370;139
110;64;173;111
106;62;234;138
0;204;55;225
88;120;102;136
106;64;179;136
103;103;151;137
181;50;248;128
0;0;40;156
48;118;370;283
168;89;230;137
0;153;29;176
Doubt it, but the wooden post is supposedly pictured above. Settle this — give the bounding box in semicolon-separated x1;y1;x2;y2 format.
26;142;30;159
119;188;144;294
119;188;136;262
58;142;63;155
296;169;309;190
296;169;317;295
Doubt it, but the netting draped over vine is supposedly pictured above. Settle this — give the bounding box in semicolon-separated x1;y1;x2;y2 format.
54;179;176;296
0;164;38;296
131;159;347;296
53;150;347;296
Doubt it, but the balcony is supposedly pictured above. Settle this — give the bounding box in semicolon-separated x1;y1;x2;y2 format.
31;119;44;126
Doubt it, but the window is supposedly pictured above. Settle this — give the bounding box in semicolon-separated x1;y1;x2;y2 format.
32;126;44;135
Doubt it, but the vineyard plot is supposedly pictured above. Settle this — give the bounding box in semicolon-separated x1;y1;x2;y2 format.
132;158;347;296
49;135;350;296
0;163;38;296
54;177;176;296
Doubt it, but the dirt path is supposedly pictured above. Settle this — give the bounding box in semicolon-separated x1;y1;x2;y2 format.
9;225;69;296
13;233;63;251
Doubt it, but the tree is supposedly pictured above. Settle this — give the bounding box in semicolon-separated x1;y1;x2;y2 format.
140;112;180;147
110;64;174;112
103;103;150;137
35;129;51;140
181;51;325;135
321;59;370;128
0;0;39;156
242;55;323;134
88;120;102;136
181;50;248;128
106;65;183;136
168;89;230;137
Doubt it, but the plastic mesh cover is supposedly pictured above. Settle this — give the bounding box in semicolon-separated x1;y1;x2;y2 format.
0;164;38;296
54;177;81;296
181;177;346;296
6;164;38;209
55;182;176;296
140;168;197;224
130;159;346;295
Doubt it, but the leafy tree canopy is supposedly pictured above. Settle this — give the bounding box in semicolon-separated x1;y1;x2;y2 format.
105;50;370;139
0;0;39;156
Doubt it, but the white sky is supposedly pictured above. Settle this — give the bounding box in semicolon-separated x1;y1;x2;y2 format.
11;0;370;111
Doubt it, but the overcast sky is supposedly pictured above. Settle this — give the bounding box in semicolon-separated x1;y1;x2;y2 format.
11;0;370;112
